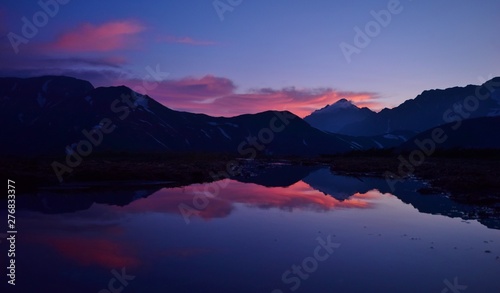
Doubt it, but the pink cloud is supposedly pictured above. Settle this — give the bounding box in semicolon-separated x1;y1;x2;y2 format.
158;35;217;46
43;56;127;68
113;74;236;100
48;20;145;52
115;74;381;117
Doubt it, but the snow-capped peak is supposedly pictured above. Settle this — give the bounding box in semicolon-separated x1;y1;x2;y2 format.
314;99;358;114
332;98;356;108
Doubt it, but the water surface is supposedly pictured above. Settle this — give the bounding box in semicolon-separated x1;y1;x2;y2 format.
3;167;500;292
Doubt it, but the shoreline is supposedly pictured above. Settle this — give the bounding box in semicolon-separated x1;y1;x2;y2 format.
1;153;499;211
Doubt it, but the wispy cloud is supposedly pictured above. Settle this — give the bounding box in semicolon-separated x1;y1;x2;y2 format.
47;20;145;52
42;56;127;68
0;46;381;116
114;74;235;98
158;35;217;46
0;54;127;87
115;74;382;117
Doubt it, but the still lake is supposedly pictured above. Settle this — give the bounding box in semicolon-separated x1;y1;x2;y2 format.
3;166;500;292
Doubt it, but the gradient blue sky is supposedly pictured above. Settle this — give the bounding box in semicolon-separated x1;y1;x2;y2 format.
1;0;499;117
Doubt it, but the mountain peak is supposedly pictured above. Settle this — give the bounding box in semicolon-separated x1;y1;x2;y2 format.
314;98;358;114
333;98;356;108
304;98;375;134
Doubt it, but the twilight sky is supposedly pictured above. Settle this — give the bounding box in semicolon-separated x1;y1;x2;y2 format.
1;0;499;117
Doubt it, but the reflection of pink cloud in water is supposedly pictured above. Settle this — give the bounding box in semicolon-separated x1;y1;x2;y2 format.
29;219;210;269
39;236;140;269
116;180;391;221
24;181;392;272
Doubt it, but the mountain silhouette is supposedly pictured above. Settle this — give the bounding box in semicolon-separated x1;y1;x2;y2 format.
2;76;500;157
0;76;368;157
304;98;376;134
309;78;500;137
401;116;500;151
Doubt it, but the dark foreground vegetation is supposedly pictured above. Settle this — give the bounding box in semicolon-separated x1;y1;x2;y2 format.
0;152;236;193
1;150;499;211
322;150;500;208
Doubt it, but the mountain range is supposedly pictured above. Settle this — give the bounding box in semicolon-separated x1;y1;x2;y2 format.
304;98;376;134
1;75;499;157
0;76;380;157
306;78;500;137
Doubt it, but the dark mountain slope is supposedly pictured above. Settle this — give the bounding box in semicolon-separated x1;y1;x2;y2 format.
339;78;500;136
0;76;363;157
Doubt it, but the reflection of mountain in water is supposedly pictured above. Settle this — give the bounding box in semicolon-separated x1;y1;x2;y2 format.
9;166;499;229
303;169;392;200
15;182;164;214
231;163;319;187
304;169;500;229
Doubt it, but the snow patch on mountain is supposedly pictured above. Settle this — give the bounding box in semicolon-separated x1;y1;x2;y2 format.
218;127;231;140
305;98;375;135
312;99;357;114
383;134;399;140
42;80;52;93
372;139;384;149
134;94;153;113
138;119;153;126
146;132;168;148
201;129;211;139
65;143;78;155
350;141;363;149
84;96;93;105
37;93;46;107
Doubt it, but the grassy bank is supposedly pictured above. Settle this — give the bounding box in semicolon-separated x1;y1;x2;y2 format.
321;153;500;207
2;151;499;210
0;153;237;193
